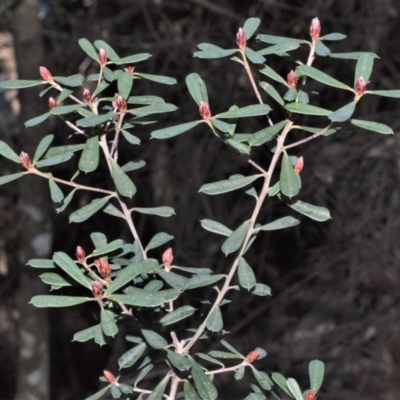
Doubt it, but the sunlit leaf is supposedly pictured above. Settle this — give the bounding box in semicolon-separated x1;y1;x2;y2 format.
287;378;303;400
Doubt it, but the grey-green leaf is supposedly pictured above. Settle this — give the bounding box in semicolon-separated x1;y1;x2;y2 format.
259;65;287;86
49;179;64;203
111;159;136;198
166;349;191;371
40;272;71;287
145;232;174;251
320;33;346;41
35;152;74;168
159;306;196;326
221;220;250;256
309;360;325;392
147;375;170;400
135;73;176;85
31;295;88;308
285;103;331;116
248;121;287;147
283;198;331;222
133;207;175;217
238;258;256;290
185;274;224;290
280;153;300;198
216;104;270;119
200;219;232;237
69;196;111;223
257;216;300;231
206;306;223;332
141;329;168;349
315;40;330;56
367;90;400;98
200;174;261;195
259;82;285;106
258;42;300;56
0;172;25;186
79;136;99;173
151;121;200;139
78;38;99;61
118;342;146;369
296;65;351;90
355;52;375;85
101;309;118;337
0;141;20;163
245;47;266;64
0;79;44;89
194;49;237;59
118;72;133;99
252;368;273;390
33;135;54;162
271;373;291;396
243;18;261;39
186;73;208;105
76;112;117;128
328;102;356;122
250;283;271;296
25;112;51;127
350;119;393;134
190;359;218;400
109;288;179;307
184;381;202;400
287;378;303;400
54;74;84;87
257;34;306;45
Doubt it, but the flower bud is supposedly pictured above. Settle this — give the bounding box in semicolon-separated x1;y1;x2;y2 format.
245;349;261;363
355;76;368;99
114;94;127;113
199;101;211;120
76;246;86;263
103;370;116;383
98;48;107;66
162;248;174;271
305;390;317;400
92;281;103;298
310;17;321;41
20;152;33;170
48;97;58;109
287;70;298;88
94;258;111;278
236;27;246;49
125;65;135;74
294;156;304;174
83;88;92;102
39;66;54;83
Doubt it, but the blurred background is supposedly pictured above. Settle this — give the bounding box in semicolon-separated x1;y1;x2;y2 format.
1;0;400;399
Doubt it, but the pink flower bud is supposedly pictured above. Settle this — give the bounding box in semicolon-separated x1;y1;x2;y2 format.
114;94;127;113
20;152;33;170
305;390;317;400
162;248;174;271
294;156;304;174
310;17;321;41
199;101;211;120
94;258;111;278
48;97;58;109
103;370;116;383
76;246;86;263
83;88;92;102
245;349;260;363
287;70;298;88
236;27;246;49
355;76;368;99
98;48;107;66
125;65;135;74
92;281;103;298
39;66;53;83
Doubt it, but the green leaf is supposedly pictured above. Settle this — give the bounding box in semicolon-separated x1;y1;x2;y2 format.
190;359;218;400
91;232;107;248
252;368;273;390
56;189;76;213
85;385;110;400
297;89;309;104
200;174;261;195
221;220;250;256
73;323;102;342
197;43;224;51
118;72;133;99
248;121;286;147
135;363;154;386
0;79;43;89
0;141;20;163
309;360;325;392
220;339;242;355
196;353;224;367
283;198;331;221
350;119;393;134
110;384;121;398
367;90;400;98
101;309;118;337
57;88;73;103
243;18;261;39
69;196;111;223
54;74;84;87
45;144;85;158
40;272;71;287
25;112;51;127
110;159;136;198
286;378;303;400
200;219;232;237
35;152;74;168
121;130;140;145
320;33;346;41
328;51;378;60
141;329;168;349
159;305;196;326
259;82;285;106
208;350;241;359
27;259;55;269
102;204;124;219
315;40;330;56
31;295;88;308
280;153;301;199
185;274;224;289
118;342;147;369
245;47;266;64
79;136;99;173
158;270;188;289
206;306;223;332
355;52;375;85
194;49;237;59
250;283;271;296
109;288;180;307
147;375;170;400
166;349;191;371
283;87;297;102
238;258;256;290
258;42;300;57
121;160;146;172
257;34;306;45
76;112;117;128
296;65;351;90
136;73;176;85
271;373;291;395
328;102;356;122
235;366;245;381
90;239;124;257
94;40;120;61
285;103;331;116
49;179;64;203
105;259;159;294
184;381;202;400
186;73;208;105
128;95;164;104
257;216;300;231
78;38;99;61
133;206;175;217
0;172;25;186
151;121;200;139
216;104;270;119
33;135;54;162
259;65;287;86
113;53;152;64
145;232;174;251
53;252;93;289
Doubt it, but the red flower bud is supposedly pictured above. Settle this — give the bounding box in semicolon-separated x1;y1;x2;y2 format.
94;258;111;278
245;349;261;363
98;48;107;66
20;152;33;170
305;390;317;400
162;248;174;271
92;281;103;298
76;246;86;263
355;76;368;99
294;156;304;174
310;17;321;41
236;27;246;49
48;97;58;109
287;70;298;88
125;65;135;74
39;66;53;83
83;88;92;102
114;94;127;113
103;370;116;383
199;101;211;120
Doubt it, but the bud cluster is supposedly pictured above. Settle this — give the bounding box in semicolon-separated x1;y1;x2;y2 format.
199;101;211;120
162;248;174;272
287;70;298;88
94;258;111;278
92;281;103;298
48;97;58;109
113;94;127;113
20;152;33;170
76;246;86;263
355;76;368;100
83;88;92;103
39;66;54;84
98;48;107;66
125;65;135;74
236;27;247;49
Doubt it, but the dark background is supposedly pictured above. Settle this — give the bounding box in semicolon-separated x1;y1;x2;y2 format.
1;1;400;399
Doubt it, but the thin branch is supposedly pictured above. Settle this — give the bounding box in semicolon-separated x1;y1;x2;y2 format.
284;124;332;150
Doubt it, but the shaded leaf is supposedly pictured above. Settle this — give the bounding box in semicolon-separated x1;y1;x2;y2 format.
79;136;99;173
245;47;266;64
321;33;346;41
280;152;300;198
166;349;191;371
118;72;133;99
328;102;356;122
54;74;84;87
329;51;378;60
252;368;273;390
134;207;175;217
238;258;256;290
158;270;188;290
216;104;270;119
285;103;331;116
101;309;118;337
206;306;223;332
121;130;140;145
36;152;74;168
282;197;331;221
350;119;393;134
25;112;50;127
109;288;180;307
257;34;306;45
146;232;174;251
259;82;285;106
90;239;124;257
76;112;117;128
355;53;375;85
141;329;168;349
49;179;64;203
85;386;110;400
118;342;146;369
315;40;330;56
114;53;151;64
0;141;20;163
136;73;176;85
296;65;351;90
200;174;261;195
186;73;208;105
250;283;271;297
33;135;54;162
258;42;299;56
0;172;25;186
40;272;71;287
200;219;232;237
121;160;146;172
194;49;237;59
222;220;250;256
248;121;288;147
151;121;200;139
27;259;55;269
159;306;196;326
367;90;400;98
235;366;245;381
257;216;300;231
94;40;120;61
111;159;136;198
190;359;218;400
271;373;291;395
259;65;287;86
147;375;170;400
185;274;224;289
69;196;111;223
184;381;202;400
78;38;99;61
0;79;43;89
